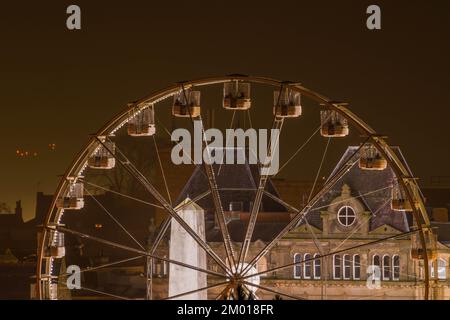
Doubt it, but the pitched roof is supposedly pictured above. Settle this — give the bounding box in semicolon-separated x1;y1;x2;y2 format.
307;146;410;233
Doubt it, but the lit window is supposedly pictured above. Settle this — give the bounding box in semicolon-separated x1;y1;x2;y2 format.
343;254;351;279
431;258;447;280
313;254;321;280
304;254;312;279
94;224;103;229
294;254;302;279
392;255;400;281
333;255;341;279
438;258;447;280
337;206;356;227
382;255;391;280
353;255;361;280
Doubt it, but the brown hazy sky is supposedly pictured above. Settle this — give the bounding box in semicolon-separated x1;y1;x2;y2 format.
0;1;449;220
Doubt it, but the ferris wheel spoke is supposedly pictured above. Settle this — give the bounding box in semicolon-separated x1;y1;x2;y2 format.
308;137;331;202
84;188;146;251
246;109;253;129
54;226;227;279
153;135;172;205
196;117;238;271
241;228;419;281
217;110;236;177
262;191;299;213
75;255;145;275
300;137;332;256
237;117;284;273
163;281;229;300
80;179;163;209
94;137;231;275
241;143;365;277
214;285;229;300
56;281;131;300
241;280;306;300
276;124;322;177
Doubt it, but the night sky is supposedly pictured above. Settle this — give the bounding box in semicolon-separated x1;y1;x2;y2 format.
1;1;449;220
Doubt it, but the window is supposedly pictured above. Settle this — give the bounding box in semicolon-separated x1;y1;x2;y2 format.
438;258;447;280
333;255;341;279
382;255;391;280
392;255;400;281
372;255;381;280
294;254;302;279
343;254;351;279
353;255;361;280
431;258;447;280
337;206;356;227
304;254;312;279
313;254;321;280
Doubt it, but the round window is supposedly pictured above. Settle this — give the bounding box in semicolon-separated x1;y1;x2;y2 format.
337;206;356;227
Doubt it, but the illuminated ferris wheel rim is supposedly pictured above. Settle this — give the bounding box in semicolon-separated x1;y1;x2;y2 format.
37;74;432;300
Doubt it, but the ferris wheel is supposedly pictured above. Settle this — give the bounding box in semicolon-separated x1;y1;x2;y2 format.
36;75;435;300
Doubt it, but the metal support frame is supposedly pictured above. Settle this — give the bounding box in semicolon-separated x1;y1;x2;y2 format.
237;117;284;272
37;75;431;300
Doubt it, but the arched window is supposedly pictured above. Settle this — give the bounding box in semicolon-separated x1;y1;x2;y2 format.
343;254;351;280
392;255;400;281
333;255;341;279
372;255;381;280
382;255;391;280
353;255;361;280
304;254;312;279
294;254;302;279
313;254;321;280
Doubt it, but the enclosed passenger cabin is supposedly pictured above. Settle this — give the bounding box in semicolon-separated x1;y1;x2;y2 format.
88;141;116;169
411;228;437;260
172;89;201;118
45;230;65;259
320;109;349;137
359;143;387;171
391;183;419;212
56;180;84;210
273;88;302;118
223;81;251;110
128;105;156;137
